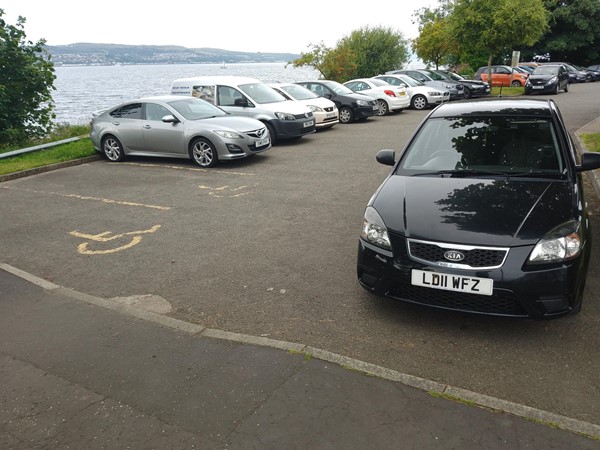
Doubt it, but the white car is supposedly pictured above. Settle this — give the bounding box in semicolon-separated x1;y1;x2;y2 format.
343;78;410;115
269;83;339;129
373;74;450;110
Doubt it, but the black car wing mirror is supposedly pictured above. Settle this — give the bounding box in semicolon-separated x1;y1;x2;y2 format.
376;149;396;166
578;152;600;172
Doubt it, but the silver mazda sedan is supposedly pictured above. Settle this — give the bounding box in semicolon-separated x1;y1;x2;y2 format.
90;96;271;168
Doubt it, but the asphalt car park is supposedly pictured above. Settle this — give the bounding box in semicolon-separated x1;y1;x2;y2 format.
1;82;600;427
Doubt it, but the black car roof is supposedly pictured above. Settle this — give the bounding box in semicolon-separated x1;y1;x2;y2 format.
429;99;554;118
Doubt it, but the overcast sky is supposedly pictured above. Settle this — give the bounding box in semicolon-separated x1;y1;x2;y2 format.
1;0;440;54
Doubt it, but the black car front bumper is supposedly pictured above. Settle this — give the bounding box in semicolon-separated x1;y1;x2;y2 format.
357;237;588;320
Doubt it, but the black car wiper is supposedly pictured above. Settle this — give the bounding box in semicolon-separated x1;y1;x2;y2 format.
412;169;507;178
505;170;565;178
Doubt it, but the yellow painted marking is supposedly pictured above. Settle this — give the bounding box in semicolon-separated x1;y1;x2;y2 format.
123;162;255;177
1;186;170;211
70;225;161;255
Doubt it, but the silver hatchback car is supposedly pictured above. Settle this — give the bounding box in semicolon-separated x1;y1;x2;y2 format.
90;96;271;168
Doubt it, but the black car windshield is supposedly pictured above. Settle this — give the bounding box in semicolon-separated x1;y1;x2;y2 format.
398;116;566;177
533;66;560;75
280;84;318;100
239;83;286;104
168;98;227;120
322;81;355;95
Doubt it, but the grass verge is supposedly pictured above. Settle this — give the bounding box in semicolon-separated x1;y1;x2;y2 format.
0;138;96;176
490;86;524;96
580;133;600;152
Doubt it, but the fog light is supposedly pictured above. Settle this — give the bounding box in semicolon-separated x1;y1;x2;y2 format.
226;144;243;153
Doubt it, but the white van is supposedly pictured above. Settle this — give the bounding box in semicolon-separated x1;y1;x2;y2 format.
171;76;316;144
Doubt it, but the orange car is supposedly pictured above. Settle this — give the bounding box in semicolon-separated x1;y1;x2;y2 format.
474;65;529;87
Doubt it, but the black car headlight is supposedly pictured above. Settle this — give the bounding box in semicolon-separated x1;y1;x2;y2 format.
356;99;370;107
361;206;392;250
528;221;581;264
547;76;557;85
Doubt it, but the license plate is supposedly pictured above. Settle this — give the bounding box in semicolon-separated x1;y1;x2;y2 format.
256;137;269;147
532;86;544;89
326;113;336;118
303;120;314;128
399;92;406;96
411;270;493;296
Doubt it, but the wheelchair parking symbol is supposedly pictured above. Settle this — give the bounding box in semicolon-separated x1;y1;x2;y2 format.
69;225;161;255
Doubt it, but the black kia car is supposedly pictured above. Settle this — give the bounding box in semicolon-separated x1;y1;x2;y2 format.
296;80;379;123
357;99;600;319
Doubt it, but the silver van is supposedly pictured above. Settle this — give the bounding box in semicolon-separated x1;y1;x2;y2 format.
171;76;316;144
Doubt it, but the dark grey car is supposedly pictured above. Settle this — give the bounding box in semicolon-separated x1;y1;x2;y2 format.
525;65;569;95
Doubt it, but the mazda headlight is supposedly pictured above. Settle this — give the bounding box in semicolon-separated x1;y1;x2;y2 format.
548;76;557;84
214;130;243;139
275;112;296;120
528;221;582;264
361;206;391;250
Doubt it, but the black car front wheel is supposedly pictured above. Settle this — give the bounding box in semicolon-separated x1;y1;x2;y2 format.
339;106;354;123
463;87;472;99
564;83;569;93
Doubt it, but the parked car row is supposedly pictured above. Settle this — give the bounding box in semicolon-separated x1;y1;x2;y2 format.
89;69;492;170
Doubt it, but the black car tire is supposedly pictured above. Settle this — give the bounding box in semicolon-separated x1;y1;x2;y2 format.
411;95;428;110
101;135;125;162
554;83;560;95
511;80;522;87
265;122;277;146
377;99;389;116
189;137;218;168
564;83;569;93
463;87;472;99
339;106;354;123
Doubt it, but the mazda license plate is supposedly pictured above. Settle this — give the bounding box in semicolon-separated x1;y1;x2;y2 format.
256;138;269;147
411;270;493;296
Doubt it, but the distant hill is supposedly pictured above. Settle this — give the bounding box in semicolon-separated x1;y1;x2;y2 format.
46;43;301;66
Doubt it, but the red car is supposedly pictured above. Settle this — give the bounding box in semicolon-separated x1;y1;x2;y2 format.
474;65;529;87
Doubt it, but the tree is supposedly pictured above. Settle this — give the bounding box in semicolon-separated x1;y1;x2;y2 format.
290;42;357;81
448;0;549;71
291;26;409;82
525;0;600;65
412;18;456;69
0;9;55;146
336;26;409;80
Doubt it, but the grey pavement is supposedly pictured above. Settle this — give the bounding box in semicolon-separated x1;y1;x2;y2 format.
2;111;600;449
1;265;600;449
